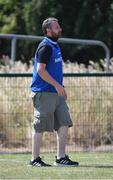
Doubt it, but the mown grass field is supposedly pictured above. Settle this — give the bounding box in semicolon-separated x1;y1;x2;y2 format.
0;152;113;179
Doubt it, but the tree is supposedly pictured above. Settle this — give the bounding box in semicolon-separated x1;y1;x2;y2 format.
0;0;113;64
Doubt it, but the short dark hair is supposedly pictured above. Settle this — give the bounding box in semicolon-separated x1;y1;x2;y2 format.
42;17;58;35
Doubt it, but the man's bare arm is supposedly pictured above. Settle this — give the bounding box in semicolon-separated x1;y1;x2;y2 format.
37;63;67;99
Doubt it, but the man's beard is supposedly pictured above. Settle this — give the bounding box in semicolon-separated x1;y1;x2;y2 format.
51;31;62;41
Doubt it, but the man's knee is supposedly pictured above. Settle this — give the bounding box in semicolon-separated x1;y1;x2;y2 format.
57;126;68;140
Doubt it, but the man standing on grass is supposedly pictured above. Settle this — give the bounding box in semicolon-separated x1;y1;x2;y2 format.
30;17;79;167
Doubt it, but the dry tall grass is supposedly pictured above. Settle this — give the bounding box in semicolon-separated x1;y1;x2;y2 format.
1;55;113;73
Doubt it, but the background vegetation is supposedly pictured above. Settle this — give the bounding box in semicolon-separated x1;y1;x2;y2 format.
0;0;113;64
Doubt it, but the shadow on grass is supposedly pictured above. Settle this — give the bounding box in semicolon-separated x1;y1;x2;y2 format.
80;165;113;168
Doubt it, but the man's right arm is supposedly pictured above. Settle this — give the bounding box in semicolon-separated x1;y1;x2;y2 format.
37;63;67;99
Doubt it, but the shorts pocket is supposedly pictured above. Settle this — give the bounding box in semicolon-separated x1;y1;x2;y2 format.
33;92;42;107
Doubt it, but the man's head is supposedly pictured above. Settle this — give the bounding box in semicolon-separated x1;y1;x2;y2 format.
42;17;62;40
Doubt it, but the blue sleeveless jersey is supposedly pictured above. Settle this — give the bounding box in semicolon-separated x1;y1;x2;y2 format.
31;37;63;93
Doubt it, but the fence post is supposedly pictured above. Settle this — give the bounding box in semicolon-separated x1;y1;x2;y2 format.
11;38;17;65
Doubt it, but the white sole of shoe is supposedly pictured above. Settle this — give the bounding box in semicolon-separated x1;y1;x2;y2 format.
53;162;79;167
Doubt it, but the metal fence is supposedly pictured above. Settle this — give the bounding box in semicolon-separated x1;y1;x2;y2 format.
0;73;113;153
0;33;110;71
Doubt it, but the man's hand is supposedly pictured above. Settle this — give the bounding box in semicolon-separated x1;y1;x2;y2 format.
55;83;67;100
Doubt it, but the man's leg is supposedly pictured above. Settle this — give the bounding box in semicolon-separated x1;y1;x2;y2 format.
29;131;51;166
56;126;68;159
55;125;79;166
31;132;43;160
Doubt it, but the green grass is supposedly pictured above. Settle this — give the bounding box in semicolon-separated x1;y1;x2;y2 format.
0;152;113;179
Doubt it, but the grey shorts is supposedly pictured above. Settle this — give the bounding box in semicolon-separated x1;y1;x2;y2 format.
31;92;73;132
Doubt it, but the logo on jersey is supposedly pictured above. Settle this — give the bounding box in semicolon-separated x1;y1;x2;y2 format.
55;57;62;63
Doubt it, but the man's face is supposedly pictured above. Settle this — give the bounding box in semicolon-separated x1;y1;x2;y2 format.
48;21;62;40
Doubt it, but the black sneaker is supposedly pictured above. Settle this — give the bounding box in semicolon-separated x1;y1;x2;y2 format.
29;157;51;167
54;155;79;167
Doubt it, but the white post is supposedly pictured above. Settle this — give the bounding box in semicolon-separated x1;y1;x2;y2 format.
11;38;17;65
